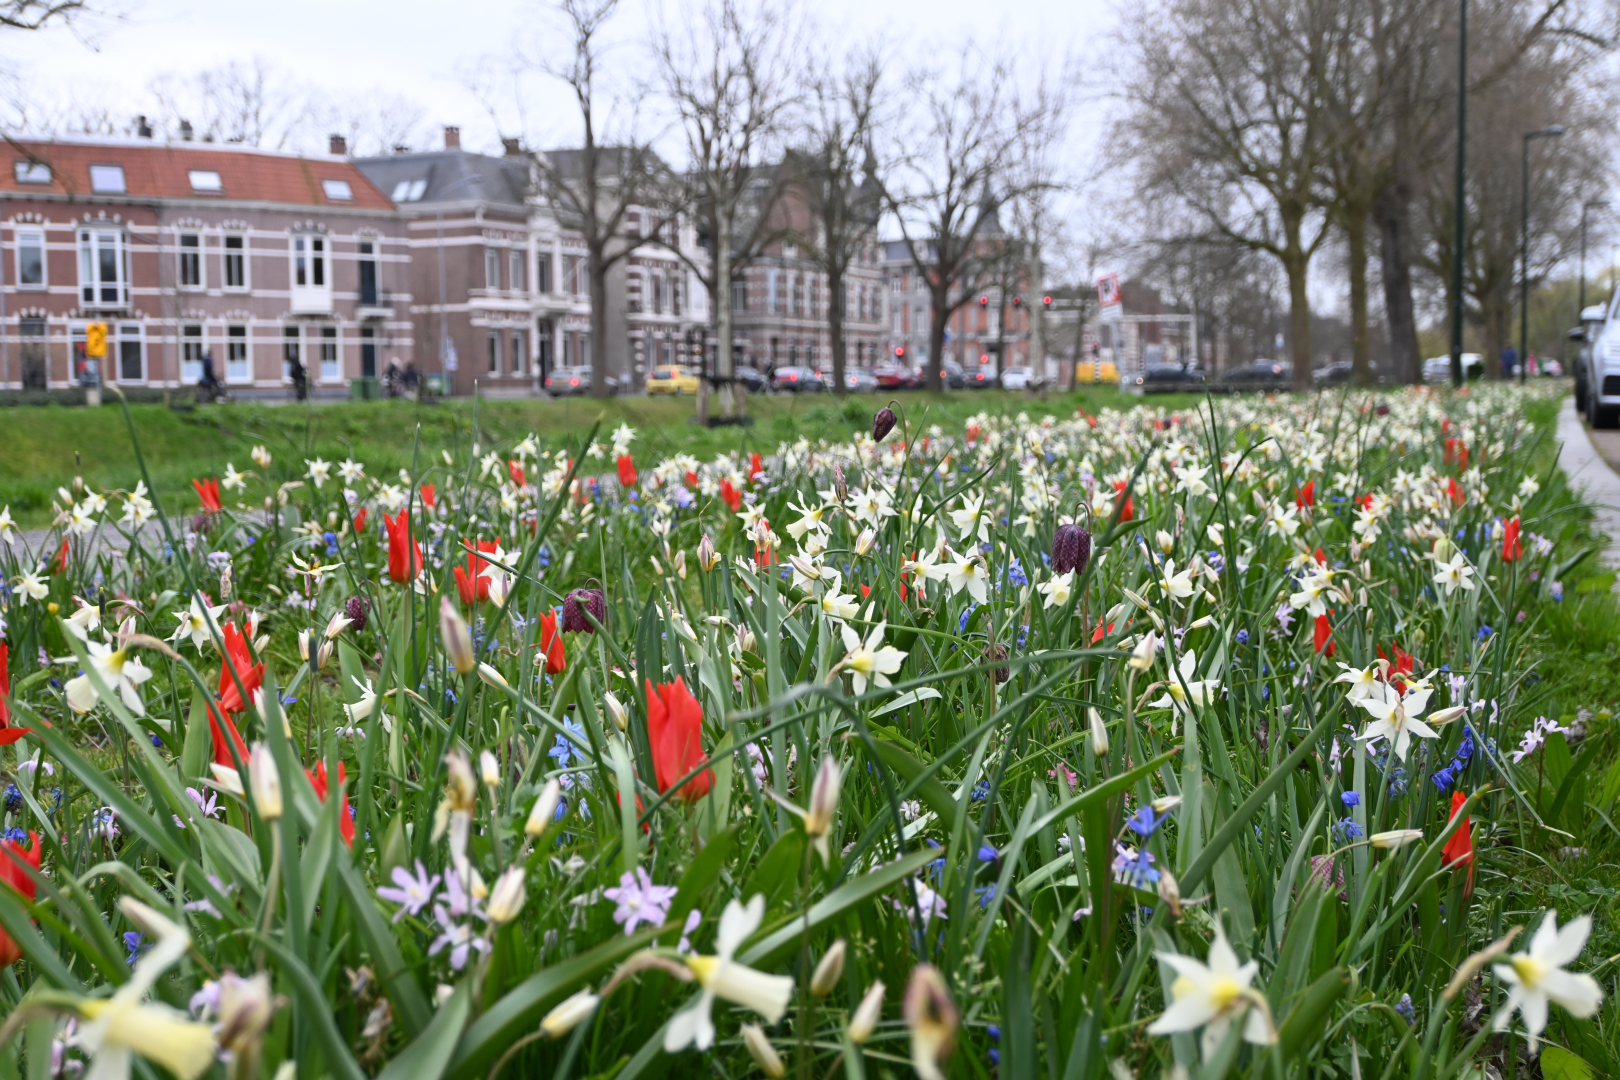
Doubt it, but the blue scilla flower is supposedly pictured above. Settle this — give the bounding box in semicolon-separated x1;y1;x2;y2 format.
1387;768;1408;798
123;931;145;966
1207;551;1226;574
1395;994;1416;1024
1341;791;1361;807
2;827;26;844
1236;629;1249;645
4;784;22;814
975;884;998;908
1430;766;1456;792
971;779;991;802
977;845;998;863
149;733;163;748
987;1026;1001;1041
1477;625;1494;641
1111;844;1160;888
1333;817;1365;841
1125;805;1167;837
958;605;977;633
1004;557;1028;588
1015;624;1029;650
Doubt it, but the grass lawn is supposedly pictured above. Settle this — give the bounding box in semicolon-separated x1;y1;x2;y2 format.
0;385;1202;527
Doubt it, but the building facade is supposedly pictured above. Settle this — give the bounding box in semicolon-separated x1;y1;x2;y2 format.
879;235;1032;374
0;135;411;393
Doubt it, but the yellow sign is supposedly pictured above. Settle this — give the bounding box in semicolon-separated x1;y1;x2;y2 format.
85;322;108;359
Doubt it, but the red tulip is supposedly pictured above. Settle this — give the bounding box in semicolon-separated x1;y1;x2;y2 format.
749;452;763;482
453;539;500;605
1314;613;1335;657
0;642;30;745
684;469;699;490
53;538;69;573
644;677;713;801
420;483;437;509
383;510;423;583
1114;481;1134;523
1446;477;1464;508
0;831;41;967
307;762;355;848
1091;618;1116;644
1502;516;1523;563
720;478;742;512
539;610;566;675
1442;791;1474;895
1295;480;1315;509
353;507;369;534
617;455;638;488
193;477;223;514
508;459;527;488
216;622;264;716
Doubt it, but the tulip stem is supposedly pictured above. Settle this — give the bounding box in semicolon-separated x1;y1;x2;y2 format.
258;827;282;962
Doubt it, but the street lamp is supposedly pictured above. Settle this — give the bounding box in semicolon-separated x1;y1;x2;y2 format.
1580;200;1608;313
1519;125;1565;385
1449;0;1467;389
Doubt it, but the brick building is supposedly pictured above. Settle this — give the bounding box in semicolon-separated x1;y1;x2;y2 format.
0;133;411;394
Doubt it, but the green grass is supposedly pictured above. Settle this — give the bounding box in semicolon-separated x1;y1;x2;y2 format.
0;388;1192;527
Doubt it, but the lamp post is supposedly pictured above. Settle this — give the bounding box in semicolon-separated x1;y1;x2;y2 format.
1449;0;1467;389
1580;200;1608;314
1519;125;1564;385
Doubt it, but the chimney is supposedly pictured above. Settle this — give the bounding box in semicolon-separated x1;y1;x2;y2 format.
443;125;461;150
392;144;411;154
136;115;153;139
179;119;194;142
328;133;348;156
502;137;523;157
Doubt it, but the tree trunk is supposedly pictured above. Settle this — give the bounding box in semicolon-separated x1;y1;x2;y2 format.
926;282;948;392
829;264;847;397
1346;209;1371;387
714;210;736;418
1282;242;1312;391
1483;281;1510;381
1374;179;1421;385
1028;251;1044;385
589;239;612;399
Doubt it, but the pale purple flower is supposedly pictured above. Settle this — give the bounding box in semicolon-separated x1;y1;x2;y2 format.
187;787;220;819
602;868;677;935
677;908;702;954
428;920;487;971
1274;603;1295;634
377;860;441;922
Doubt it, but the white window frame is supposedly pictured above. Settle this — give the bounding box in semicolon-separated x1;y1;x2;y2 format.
226;324;249;383
15;227;45;289
319;325;339;382
178;231;204;290
14;161;50;184
188;170;223;194
511;328;526;374
181;324;205;383
321;179;354;201
116;323;146;384
510;249;524;293
223;234;248;290
88;164;126;194
485;248;500;291
290;234;332;314
78;228;130;308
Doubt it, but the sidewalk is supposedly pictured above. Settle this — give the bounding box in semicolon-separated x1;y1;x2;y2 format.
1556;396;1620;567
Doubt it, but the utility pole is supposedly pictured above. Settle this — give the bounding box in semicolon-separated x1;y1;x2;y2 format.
1449;0;1467;389
1519;126;1565;385
1580;201;1608;313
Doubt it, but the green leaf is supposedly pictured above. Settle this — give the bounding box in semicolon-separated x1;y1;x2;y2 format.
669;825;740;931
375;983;471;1080
740;846;936;966
1540;1046;1597;1080
747;829;806;910
870;687;943;718
1276;967;1349;1059
256;934;367;1080
866;739;957;825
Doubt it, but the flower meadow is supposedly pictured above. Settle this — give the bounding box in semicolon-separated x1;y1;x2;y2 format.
0;385;1615;1080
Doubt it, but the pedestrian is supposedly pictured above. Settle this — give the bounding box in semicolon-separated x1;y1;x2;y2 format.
1501;344;1518;378
384;357;401;398
289;355;308;401
403;361;420;396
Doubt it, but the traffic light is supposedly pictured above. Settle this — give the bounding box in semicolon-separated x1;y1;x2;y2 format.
1011;296;1022;307
978;295;988;307
895;346;905;358
1043;295;1052;309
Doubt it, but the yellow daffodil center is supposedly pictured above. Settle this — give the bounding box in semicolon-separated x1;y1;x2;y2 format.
1208;977;1244;1010
1511;955;1546;989
685;954;719;986
849;653;875;675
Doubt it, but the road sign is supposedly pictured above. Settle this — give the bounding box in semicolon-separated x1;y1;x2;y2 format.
86;321;108;359
1096;273;1122;311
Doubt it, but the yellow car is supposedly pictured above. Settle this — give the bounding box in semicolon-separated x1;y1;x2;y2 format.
1074;360;1120;385
645;364;701;395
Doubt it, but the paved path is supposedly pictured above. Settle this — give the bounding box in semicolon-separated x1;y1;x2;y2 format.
1556;396;1620;567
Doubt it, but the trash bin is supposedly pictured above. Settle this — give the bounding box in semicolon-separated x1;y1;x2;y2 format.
351;377;379;400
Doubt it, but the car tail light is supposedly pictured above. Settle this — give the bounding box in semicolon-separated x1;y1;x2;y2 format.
570;378;579;386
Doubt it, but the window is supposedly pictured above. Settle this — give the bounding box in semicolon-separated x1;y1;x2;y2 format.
358;240;378;306
188;170;222;193
360;326;376;378
536;252;552;294
88;165;126;194
487;330;501;373
78;229;130;307
16;228;44;287
226;325;248;382
178;232;202;288
510;250;524;293
510;329;526;374
182;324;205;383
282;325;301;381
767;269;779;314
732;280;747;314
390;178;427;202
14;160;50;184
320;325;339;381
117;324;145;383
652;272;664;315
321;179;353;201
290;235;331;313
485;249;500;290
224;235;246;289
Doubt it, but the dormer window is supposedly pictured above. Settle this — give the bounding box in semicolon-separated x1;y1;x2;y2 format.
89;164;126;194
14;161;50;184
322;179;353;201
390;178;427;202
189;170;223;193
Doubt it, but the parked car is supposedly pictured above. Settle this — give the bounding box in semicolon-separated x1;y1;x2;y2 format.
645;364;701;395
938;360;966;389
1215;360;1292;393
1073;359;1120;385
1580;293;1620;426
999;366;1043;391
772;365;825;393
733;366;768;394
544;366;616;396
1421;354;1483;383
1122;364;1206;395
1313;361;1354;388
841;367;879;394
965;364;998;389
873;362;921;389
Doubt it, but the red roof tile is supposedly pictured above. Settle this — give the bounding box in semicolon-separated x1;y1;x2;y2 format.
0;139;394;210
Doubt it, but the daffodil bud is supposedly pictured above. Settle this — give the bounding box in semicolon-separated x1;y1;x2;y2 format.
672;549;687;581
479;750;501;788
903;964;957;1080
854;527;877;556
1128;630;1158;671
811;939;846;997
440;596;475;674
248;743;282;821
1088;706;1109;755
1156;529;1174;554
603;691;628;731
216;971;274;1056
477;663;510;690
741;1024;785;1078
526;778;562;835
1157;868;1182;919
1370;829;1425;849
849;980;885;1043
540;990;600;1038
1429;706;1466;725
485;866;527;925
698;533;718;571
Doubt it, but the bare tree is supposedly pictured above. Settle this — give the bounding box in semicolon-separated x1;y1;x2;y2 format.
1004;62;1075;382
792;42;885;397
882;46;1026;393
147;58;309;148
653;0;800;419
0;0;85;30
314;93;432;157
1118;0;1337;389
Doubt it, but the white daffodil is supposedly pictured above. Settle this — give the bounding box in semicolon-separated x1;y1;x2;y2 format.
65;600;102;641
785;500;829;541
344;676;379;723
819;587;860;622
1174;463;1211;498
664;895;795;1053
1148;650;1221;720
1157;559;1196;602
170;595;228;650
1288;569;1334;617
305;457;332;489
251;445;272;469
948;494;990;544
338;458;366;484
1037;571;1074;609
0;505;17;546
221;463;248;492
66;640;154;716
1147;921;1276;1061
1332;661;1384;702
76;899;218;1080
1492;910;1604;1053
1431;551;1476;596
1354;683;1439;762
15;571;48;603
944;549;990;604
840;622;908;694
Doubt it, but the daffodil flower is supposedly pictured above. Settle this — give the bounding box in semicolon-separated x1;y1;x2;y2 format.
1332;661;1384;701
944;549;990;604
1492;910;1605;1054
1354;683;1439;761
1148;650;1221;724
66;640;154;716
664;895;794;1053
1147;921;1276;1061
1037;571;1074;609
840;622;907;694
170;595;228;651
1432;551;1476;595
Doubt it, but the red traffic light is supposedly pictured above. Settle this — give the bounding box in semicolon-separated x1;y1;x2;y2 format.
1012;296;1022;307
978;295;988;306
1043;295;1052;307
894;346;905;357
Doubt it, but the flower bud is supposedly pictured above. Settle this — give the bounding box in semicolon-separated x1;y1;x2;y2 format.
849;980;885;1044
1156;529;1174;554
603;691;628;731
1088;706;1109;755
479;750;500;788
903;964;957;1080
1428;706;1466;725
810;939;846;997
485;866;527;925
526;778;563;835
697;533;719;572
477;663;510;690
673;549;687;581
323;610;353;640
440;596;475;674
1128;630;1158;671
854;527;877;557
216;970;274;1057
1157;867;1183;919
1051;523;1091;575
873;406;898;443
298;628;313;663
248;743;282;821
561;587;606;633
345;594;370;632
540;990;599;1038
1370;829;1425;849
741;1024;785;1078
